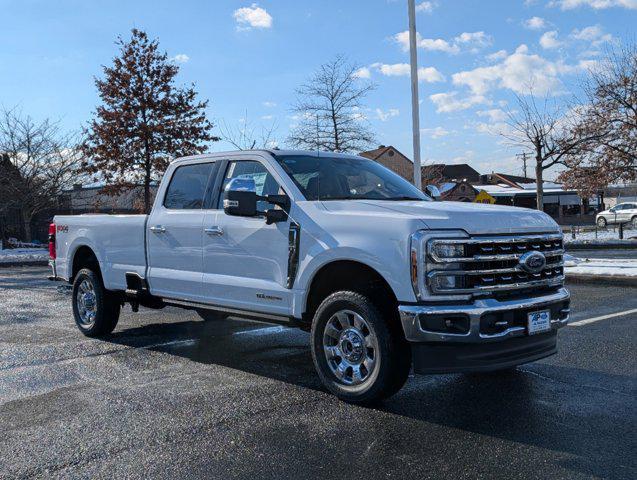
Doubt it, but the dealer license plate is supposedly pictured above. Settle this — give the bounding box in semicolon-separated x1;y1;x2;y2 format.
527;310;551;335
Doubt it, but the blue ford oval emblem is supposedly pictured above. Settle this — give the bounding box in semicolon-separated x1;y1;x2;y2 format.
519;251;546;273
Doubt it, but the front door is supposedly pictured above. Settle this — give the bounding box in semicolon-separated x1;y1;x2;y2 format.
202;159;292;316
147;161;216;301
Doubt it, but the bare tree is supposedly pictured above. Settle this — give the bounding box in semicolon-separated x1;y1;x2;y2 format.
503;93;599;210
287;55;376;153
218;110;278;150
559;43;637;197
0;108;84;241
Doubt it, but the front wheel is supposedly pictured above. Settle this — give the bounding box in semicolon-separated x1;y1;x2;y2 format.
72;268;121;337
631;216;637;229
310;291;411;404
597;217;607;228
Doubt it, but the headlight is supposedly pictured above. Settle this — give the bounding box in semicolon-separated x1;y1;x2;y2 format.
410;231;470;300
431;242;465;259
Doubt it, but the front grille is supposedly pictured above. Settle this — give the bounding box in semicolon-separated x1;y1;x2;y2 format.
427;234;565;295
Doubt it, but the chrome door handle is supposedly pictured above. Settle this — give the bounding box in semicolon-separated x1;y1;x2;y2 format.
150;225;166;233
204;226;224;236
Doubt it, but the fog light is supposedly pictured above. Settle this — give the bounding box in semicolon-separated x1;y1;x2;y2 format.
432;243;465;259
433;274;459;290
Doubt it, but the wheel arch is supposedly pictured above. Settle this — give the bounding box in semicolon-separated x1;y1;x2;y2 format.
302;259;399;322
70;244;102;283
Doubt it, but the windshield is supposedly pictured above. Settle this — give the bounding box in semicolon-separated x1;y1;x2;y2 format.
274;155;430;202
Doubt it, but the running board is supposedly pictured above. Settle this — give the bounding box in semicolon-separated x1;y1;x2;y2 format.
162;297;298;325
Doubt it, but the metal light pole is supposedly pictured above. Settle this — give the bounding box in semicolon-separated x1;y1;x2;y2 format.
408;0;422;190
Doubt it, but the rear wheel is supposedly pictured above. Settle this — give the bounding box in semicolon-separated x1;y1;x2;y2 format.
72;268;120;337
310;291;411;404
597;216;607;228
631;216;637;229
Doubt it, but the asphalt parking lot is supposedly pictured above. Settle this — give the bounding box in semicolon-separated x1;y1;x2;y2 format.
1;266;635;479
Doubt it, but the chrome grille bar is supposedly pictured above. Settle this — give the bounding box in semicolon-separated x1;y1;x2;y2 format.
426;233;565;295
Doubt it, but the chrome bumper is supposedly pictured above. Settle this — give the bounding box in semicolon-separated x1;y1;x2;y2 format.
399;287;570;343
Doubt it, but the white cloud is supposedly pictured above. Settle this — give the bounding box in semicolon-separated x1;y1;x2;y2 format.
429;92;487;113
171;54;189;63
451;150;475;163
486;49;508;62
375;108;400;121
524;16;547;30
418;66;445;83
540;31;562;49
370;63;445;82
550;0;637;10
570;25;613;45
477;109;508;122
373;62;411;76
454;31;493;49
416;1;436;12
353;67;371;79
419;37;460;54
233;4;273;30
262;101;277;107
421;126;450;138
260;114;274;120
451;44;584;96
393;30;491;54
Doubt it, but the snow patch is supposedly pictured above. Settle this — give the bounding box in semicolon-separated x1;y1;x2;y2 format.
0;248;49;264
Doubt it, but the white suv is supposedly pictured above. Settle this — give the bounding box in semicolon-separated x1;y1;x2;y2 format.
596;202;637;228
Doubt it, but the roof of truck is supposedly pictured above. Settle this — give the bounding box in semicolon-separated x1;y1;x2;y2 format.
171;149;363;165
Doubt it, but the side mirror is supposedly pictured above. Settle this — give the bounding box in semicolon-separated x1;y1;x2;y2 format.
224;177;257;217
425;184;441;200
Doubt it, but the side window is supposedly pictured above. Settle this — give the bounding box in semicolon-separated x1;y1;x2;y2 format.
164;163;214;209
219;161;281;211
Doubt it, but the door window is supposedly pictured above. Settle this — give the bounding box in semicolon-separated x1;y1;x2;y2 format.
164;163;214;209
219;161;281;211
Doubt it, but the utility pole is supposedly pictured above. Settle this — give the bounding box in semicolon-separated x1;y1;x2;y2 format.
407;0;422;190
516;152;529;178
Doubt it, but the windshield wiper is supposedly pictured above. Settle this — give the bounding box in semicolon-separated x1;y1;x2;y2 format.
386;196;426;201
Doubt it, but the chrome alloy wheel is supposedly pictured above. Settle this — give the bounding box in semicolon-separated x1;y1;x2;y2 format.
76;278;97;327
323;310;379;386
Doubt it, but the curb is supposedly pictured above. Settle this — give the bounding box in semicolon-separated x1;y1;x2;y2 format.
565;242;637;250
0;261;49;269
566;274;637;287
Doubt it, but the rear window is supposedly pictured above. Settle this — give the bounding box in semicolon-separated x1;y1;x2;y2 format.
164;163;214;209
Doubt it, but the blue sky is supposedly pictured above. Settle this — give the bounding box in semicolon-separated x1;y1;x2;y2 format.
1;0;635;177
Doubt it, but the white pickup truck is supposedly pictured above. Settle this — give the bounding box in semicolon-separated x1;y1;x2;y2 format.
49;150;570;403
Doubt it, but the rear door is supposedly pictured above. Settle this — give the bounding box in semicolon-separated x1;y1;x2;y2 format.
624;203;637;224
201;158;293;316
147;161;217;301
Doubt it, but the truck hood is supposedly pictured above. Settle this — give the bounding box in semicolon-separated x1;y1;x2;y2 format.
321;200;559;235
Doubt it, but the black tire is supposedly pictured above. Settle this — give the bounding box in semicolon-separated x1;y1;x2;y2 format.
597;217;607;228
631;216;637;229
196;309;228;321
72;268;120;337
310;291;411;404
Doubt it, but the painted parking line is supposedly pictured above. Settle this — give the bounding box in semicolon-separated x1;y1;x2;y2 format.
569;308;637;327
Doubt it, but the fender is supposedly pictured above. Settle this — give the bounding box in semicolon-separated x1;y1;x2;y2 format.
292;245;414;319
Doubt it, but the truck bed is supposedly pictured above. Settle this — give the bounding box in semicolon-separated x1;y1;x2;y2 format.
53;214;148;291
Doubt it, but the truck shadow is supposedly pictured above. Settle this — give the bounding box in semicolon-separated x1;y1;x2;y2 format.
105;315;634;480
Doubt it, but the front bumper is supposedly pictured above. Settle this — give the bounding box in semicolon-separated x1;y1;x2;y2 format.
399;287;570;373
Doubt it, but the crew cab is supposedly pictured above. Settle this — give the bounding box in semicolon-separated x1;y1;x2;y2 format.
49;150;570;403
